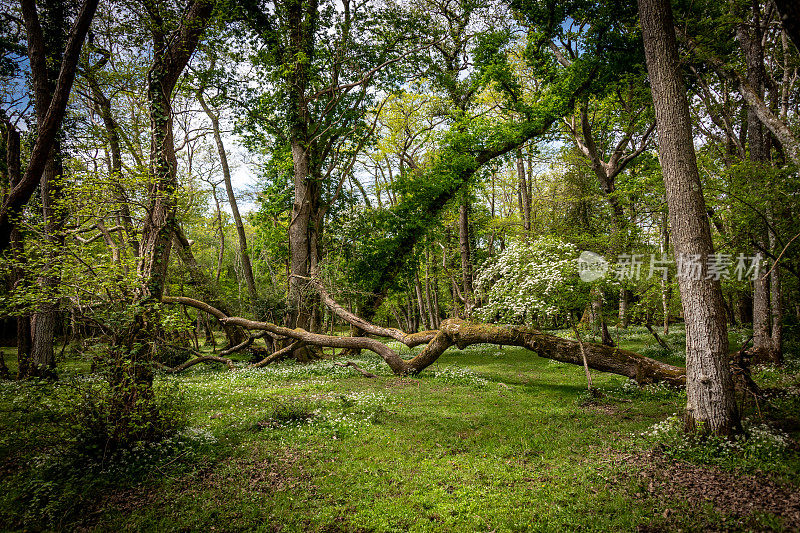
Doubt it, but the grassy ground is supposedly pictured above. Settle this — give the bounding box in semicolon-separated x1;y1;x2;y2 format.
0;325;798;532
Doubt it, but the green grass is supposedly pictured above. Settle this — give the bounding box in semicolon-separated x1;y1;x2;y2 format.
0;324;797;531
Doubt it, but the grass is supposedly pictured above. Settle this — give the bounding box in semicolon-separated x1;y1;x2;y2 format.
0;324;798;531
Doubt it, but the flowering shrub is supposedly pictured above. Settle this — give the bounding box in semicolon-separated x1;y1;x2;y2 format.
474;237;589;327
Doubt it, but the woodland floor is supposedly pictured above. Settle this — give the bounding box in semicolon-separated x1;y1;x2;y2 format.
1;325;799;532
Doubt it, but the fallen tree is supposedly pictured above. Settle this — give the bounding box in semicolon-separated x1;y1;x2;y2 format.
161;293;687;386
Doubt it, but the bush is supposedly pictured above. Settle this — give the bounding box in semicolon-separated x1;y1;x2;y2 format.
0;376;198;530
638;415;794;475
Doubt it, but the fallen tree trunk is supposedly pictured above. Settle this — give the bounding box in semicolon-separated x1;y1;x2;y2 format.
308;276;684;384
163;292;686;385
223;315;686;385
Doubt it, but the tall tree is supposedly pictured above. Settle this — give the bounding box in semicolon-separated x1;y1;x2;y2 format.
638;0;740;435
26;0;68;378
106;0;216;442
196;89;258;304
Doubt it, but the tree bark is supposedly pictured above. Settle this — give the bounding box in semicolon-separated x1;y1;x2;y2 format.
639;0;740;434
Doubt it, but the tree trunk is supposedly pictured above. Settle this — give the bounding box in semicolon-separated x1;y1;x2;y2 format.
738;15;774;361
618;289;629;328
281;0;323;362
769;225;783;363
5;123;31;377
27;0;68;379
427;248;440;329
424;249;433;328
197;92;257;303
516;147;531;233
414;269;429;330
29;153;65;378
753;265;771;352
639;0;740;435
227;314;688;387
107;0;216;446
458;198;474;316
287;141;321;337
211;185;225;282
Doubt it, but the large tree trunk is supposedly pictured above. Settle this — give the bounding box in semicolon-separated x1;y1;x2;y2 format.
639;0;740;435
106;0;215;446
282;0;323;363
287;142;322;335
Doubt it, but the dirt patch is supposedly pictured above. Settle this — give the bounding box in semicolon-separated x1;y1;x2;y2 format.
619;450;800;530
206;449;314;494
580;400;619;414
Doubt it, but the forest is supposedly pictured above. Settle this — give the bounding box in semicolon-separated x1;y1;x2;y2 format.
1;0;799;530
